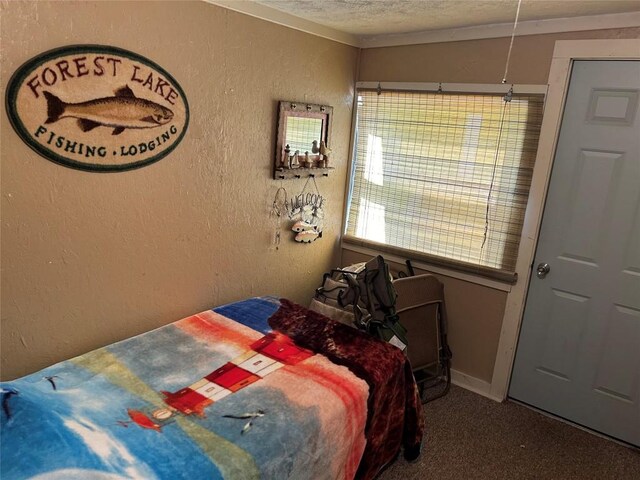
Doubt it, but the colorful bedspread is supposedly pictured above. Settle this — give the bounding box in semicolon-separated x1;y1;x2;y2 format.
1;297;423;479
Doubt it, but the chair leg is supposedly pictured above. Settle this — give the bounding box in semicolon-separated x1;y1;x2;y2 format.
419;337;453;403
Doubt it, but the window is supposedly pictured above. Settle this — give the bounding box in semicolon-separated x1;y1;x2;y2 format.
344;87;544;282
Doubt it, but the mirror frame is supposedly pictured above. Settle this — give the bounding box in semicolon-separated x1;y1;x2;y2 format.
274;101;333;179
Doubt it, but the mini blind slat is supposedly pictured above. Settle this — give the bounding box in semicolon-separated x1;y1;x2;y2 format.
345;90;544;276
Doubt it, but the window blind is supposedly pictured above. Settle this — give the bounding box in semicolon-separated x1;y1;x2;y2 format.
344;89;544;281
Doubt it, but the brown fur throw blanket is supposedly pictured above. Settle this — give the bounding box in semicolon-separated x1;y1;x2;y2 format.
269;299;424;479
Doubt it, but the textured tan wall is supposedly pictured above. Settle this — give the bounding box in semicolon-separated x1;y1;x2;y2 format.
354;27;640;383
1;0;357;380
359;27;640;84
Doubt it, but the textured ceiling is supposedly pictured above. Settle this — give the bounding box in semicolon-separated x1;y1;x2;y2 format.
254;0;640;36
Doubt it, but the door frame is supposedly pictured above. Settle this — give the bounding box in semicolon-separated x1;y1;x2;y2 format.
490;39;640;401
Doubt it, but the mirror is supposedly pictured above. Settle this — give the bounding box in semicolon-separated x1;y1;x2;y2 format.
274;101;333;179
286;117;323;153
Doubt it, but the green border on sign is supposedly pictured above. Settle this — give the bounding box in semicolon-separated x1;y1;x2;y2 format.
5;44;190;172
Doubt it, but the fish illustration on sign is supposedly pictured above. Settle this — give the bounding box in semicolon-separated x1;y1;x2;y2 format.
43;85;174;135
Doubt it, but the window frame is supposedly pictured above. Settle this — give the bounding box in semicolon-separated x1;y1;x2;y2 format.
342;82;548;286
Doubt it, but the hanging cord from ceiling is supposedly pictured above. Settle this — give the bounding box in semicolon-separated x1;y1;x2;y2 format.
481;0;521;254
502;0;523;84
481;94;509;252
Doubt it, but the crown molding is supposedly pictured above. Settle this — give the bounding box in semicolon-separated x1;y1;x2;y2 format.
204;2;640;50
204;0;360;47
359;11;640;48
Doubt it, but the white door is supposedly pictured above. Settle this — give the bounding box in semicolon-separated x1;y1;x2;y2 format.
509;60;640;446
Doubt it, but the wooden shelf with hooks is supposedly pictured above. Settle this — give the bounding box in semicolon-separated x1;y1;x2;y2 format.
274;167;334;180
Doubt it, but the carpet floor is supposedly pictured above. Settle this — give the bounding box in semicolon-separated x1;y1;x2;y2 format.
380;385;640;480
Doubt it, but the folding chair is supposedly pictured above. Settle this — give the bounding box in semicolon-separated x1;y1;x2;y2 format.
392;274;452;402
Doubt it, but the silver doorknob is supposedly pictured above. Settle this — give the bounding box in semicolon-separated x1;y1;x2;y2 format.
536;262;550;279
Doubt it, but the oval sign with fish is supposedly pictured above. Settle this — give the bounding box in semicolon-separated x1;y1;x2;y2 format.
5;45;189;172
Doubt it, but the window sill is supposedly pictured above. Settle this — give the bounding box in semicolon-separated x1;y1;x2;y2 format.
341;236;515;292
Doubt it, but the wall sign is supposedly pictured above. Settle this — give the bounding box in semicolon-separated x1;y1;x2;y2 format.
5;45;189;172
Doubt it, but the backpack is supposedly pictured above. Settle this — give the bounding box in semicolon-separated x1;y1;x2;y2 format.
313;255;408;351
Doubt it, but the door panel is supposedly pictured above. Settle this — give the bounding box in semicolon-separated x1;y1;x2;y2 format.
509;60;640;446
562;149;622;263
536;288;589;382
592;304;639;402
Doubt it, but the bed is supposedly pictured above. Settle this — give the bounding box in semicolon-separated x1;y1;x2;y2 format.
1;297;423;480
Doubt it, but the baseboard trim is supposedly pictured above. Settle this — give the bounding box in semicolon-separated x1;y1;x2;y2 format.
450;369;503;403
